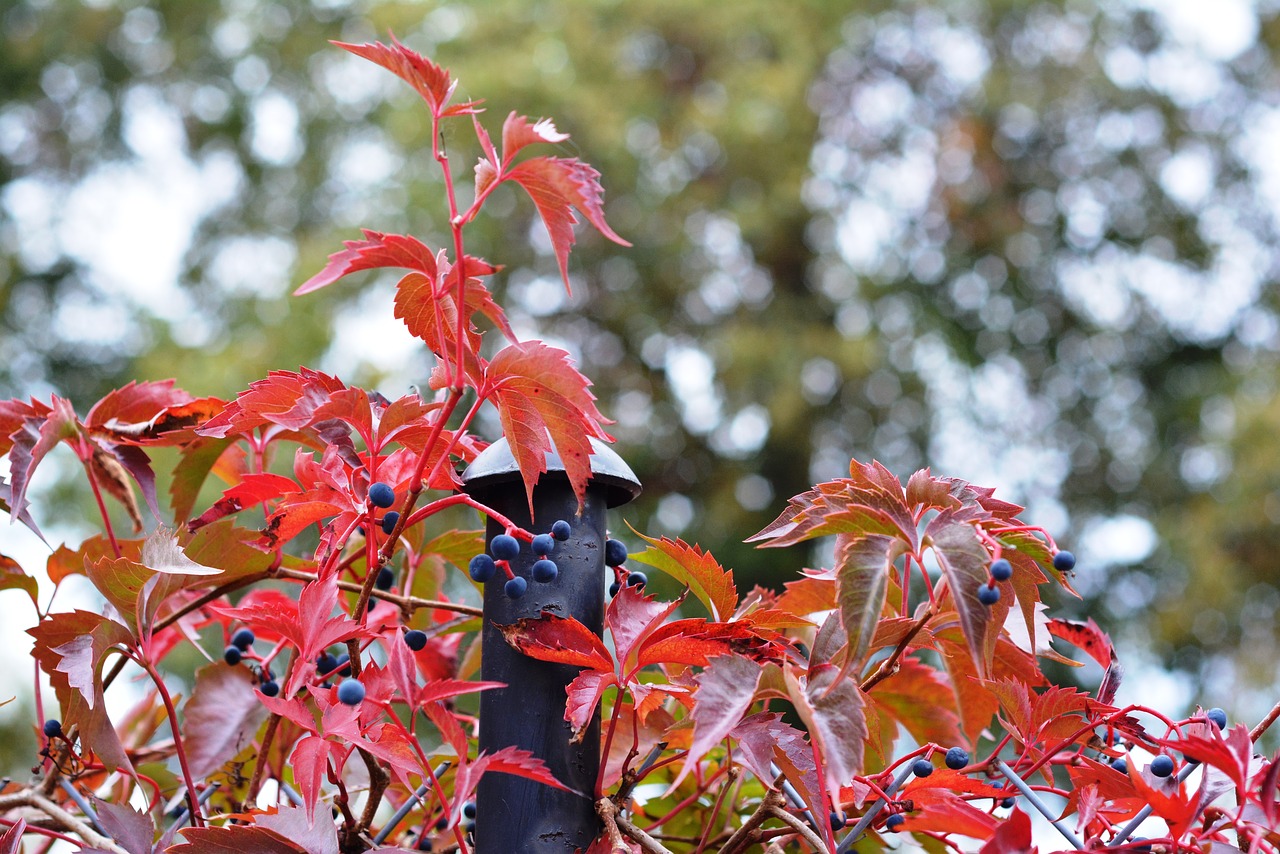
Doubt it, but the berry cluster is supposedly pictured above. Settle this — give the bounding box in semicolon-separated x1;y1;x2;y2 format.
605;537;645;596
467;520;571;599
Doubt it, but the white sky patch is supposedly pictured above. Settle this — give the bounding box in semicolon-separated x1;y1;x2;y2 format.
318;278;425;390
1133;0;1258;61
1159;143;1215;210
710;403;770;458
665;344;721;434
208;235;297;298
1080;513;1157;565
249;90;302;165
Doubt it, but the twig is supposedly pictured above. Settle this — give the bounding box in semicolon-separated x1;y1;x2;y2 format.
1250;697;1280;742
860;601;938;692
719;789;787;854
997;761;1083;850
57;779;106;838
834;762;915;853
276;568;482;618
767;804;829;853
1108;761;1198;846
25;790;129;854
598;798;674;854
769;761;819;835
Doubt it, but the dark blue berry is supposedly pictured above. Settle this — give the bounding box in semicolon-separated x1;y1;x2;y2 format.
1052;550;1075;571
945;746;969;769
469;553;497;583
490;534;520;561
261;680;280;697
42;719;61;738
1111;757;1128;774
1207;708;1227;730
551;520;571;540
1000;796;1015;808
334;653;352;677
531;534;556;556
977;583;1001;606
609;580;620;597
604;538;628;567
376;566;395;590
532;559;558;583
1149;755;1174;777
416;836;433;851
462;801;475;820
829;811;845;830
317;652;338;676
912;758;934;777
885;814;905;831
368;482;395;508
435;815;448;831
626;570;647;588
505;576;528;598
990;559;1013;582
381;511;400;535
337;678;365;706
404;629;428;651
231;627;255;649
224;645;243;665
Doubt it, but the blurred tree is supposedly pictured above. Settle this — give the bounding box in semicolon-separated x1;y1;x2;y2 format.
2;0;1279;719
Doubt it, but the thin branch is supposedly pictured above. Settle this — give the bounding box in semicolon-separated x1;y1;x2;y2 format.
1250;697;1280;742
719;789;787;854
22;790;130;854
767;804;829;854
860;599;938;692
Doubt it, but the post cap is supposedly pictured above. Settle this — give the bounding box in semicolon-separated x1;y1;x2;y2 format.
461;437;642;508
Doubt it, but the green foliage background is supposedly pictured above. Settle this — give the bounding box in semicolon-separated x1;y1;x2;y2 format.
3;0;1280;768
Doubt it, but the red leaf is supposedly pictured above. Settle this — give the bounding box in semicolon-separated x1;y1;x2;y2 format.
392;255;512;375
566;669;618;741
980;805;1036;853
833;533;894;674
198;368;347;438
732;712;822;815
170;826;308;853
500;112;569;168
188;472;301;532
295;229;438;295
1047;618;1114;669
628;531;737;620
869;656;964;749
786;663;864;794
607;585;684;675
484;340;613;511
291;735;338;818
336;37;469;118
0;819;24;854
928;512;997;677
453;746;578;808
498;611;613;671
1162;722;1254;793
897;788;1000;839
0;553;38;606
5;395;80;539
182;662;271;779
92;798;155;854
85;379;193;431
505;156;630;293
673;654;763;790
28;611;136;774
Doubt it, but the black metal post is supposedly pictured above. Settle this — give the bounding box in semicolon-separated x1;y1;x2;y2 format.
462;438;640;853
